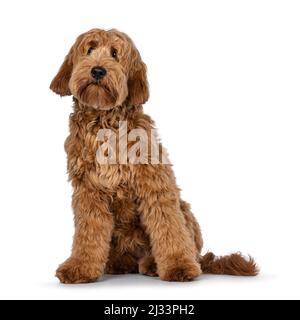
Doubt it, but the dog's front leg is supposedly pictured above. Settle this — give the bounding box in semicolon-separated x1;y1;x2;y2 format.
56;187;113;284
135;165;202;281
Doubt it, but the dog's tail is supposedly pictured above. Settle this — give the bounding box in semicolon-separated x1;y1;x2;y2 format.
199;252;259;276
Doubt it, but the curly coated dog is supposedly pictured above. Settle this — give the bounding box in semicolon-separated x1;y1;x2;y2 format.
50;28;258;283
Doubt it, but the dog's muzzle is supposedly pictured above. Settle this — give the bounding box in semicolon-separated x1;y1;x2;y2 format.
91;66;107;80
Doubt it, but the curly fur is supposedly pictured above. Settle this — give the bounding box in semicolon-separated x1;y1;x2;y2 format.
50;28;258;283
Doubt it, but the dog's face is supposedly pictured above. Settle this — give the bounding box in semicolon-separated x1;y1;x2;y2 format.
50;29;149;110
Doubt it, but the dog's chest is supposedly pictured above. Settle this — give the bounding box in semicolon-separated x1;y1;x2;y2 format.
66;116;131;190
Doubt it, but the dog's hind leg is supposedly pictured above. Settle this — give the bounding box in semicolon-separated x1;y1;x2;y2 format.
180;200;203;256
106;195;150;275
105;252;139;274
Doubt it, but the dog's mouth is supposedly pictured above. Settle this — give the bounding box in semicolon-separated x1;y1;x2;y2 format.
69;62;129;110
75;80;119;110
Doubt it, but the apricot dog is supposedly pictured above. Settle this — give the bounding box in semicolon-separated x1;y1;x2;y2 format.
50;29;258;283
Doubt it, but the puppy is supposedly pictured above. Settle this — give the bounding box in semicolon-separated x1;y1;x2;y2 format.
50;29;258;283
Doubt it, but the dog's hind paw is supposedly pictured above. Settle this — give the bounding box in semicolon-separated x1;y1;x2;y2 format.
139;255;158;277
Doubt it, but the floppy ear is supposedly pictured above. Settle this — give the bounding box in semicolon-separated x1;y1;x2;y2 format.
50;48;73;96
127;60;149;106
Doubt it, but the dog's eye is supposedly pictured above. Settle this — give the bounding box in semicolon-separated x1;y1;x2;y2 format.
111;48;118;59
87;47;95;55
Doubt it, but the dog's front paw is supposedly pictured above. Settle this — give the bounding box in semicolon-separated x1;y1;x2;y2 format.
159;257;202;282
56;257;101;284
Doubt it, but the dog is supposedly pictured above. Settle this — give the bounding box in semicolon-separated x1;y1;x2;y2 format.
50;28;258;283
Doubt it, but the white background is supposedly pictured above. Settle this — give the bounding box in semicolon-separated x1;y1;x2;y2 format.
0;0;299;300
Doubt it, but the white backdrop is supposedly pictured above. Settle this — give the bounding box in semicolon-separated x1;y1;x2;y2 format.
0;0;299;300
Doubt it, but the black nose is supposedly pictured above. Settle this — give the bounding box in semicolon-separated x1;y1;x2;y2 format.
91;66;107;80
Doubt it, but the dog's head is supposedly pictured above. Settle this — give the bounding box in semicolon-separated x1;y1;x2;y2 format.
50;29;149;110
